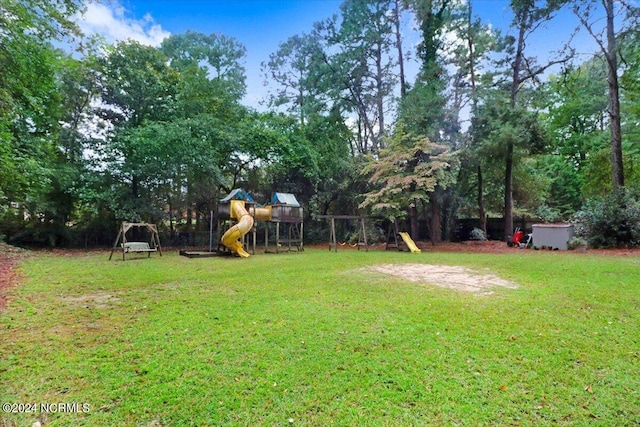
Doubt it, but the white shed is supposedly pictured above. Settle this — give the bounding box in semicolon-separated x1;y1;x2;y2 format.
532;224;574;250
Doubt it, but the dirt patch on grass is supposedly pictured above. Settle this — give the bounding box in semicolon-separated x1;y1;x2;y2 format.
60;293;120;309
367;263;518;295
0;243;29;310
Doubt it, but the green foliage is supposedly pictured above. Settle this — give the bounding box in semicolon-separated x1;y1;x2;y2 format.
263;0;401;154
399;0;450;140
99;41;180;127
534;155;584;218
399;79;447;141
621;31;640;140
0;0;82;41
469;227;487;240
360;126;457;220
544;60;609;166
474;95;548;156
161;31;247;103
572;189;640;248
262;32;329;125
0;0;85;244
0;32;63;211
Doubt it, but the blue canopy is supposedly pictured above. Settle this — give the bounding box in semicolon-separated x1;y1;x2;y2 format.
271;193;300;207
219;188;255;203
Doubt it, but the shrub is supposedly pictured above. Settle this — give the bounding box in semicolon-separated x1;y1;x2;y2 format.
470;227;487;241
572;189;640;248
567;236;587;250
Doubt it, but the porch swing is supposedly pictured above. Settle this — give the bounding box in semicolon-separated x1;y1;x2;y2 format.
109;222;163;261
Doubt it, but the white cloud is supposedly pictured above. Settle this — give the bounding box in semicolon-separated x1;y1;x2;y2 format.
75;1;170;46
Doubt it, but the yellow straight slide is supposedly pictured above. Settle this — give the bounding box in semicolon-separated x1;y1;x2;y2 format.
398;232;422;253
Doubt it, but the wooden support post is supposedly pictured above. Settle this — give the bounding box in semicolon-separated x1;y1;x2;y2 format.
359;217;368;252
300;222;304;251
330;218;337;251
109;227;123;261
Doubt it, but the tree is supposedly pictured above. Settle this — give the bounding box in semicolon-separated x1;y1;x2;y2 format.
396;0;457;242
159;32;251;232
360;125;457;242
0;0;84;239
160;31;247;104
99;41;180;129
314;0;399;154
472;90;549;217
391;0;408;98
542;60;609;202
96;41;181;221
447;1;501;233
499;0;571;239
399;0;450;141
572;0;640;190
262;33;328;125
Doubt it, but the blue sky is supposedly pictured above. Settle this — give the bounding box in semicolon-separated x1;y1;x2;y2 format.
75;1;594;108
124;0;351;107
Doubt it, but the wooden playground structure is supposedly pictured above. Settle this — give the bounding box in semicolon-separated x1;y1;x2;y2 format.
317;216;421;253
317;215;369;251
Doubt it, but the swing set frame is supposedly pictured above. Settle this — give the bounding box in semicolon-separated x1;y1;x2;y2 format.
109;222;163;261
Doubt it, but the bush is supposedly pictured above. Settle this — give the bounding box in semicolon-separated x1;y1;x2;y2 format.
572;189;640;248
470;227;487;241
567;236;587;250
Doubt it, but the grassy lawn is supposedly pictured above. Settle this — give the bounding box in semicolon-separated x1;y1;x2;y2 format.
1;248;639;426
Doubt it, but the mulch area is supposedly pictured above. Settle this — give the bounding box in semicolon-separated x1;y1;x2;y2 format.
309;239;640;256
425;240;640;256
0;243;30;311
1;240;638;311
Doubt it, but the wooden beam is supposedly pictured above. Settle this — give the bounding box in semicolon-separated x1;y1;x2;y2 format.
317;215;364;220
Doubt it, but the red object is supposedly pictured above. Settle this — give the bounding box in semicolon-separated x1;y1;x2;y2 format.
512;230;524;245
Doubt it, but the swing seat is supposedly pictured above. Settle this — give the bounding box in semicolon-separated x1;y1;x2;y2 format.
122;242;156;253
110;222;163;261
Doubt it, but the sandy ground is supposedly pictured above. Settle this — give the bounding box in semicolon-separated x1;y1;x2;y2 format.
367;263;518;295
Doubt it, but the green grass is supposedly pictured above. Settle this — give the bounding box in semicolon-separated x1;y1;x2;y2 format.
1;248;639;426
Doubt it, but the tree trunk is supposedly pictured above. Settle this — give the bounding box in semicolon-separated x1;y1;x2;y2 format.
467;2;485;234
409;203;419;242
504;18;527;241
477;165;486;233
429;192;442;244
504;141;514;240
393;0;407;98
168;202;174;241
298;69;306;126
132;174;139;198
605;0;624;189
376;42;385;146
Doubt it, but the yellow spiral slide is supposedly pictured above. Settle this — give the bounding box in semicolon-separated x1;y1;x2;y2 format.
221;200;271;258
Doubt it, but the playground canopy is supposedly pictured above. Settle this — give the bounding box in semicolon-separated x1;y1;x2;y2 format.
271;192;300;207
219;189;255;203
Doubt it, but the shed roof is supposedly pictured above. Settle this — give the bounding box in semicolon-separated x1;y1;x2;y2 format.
271;192;300;207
